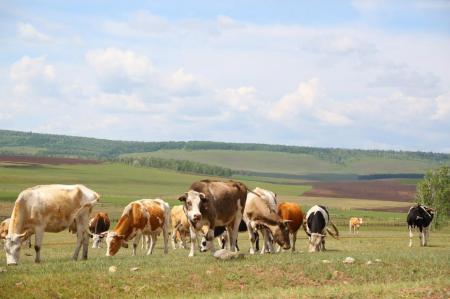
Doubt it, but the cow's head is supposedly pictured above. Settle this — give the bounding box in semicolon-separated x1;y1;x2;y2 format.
105;231;128;256
255;218;291;250
308;233;325;252
178;190;208;227
90;231;108;249
4;232;28;265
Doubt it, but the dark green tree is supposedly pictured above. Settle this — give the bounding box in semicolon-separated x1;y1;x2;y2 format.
416;166;450;229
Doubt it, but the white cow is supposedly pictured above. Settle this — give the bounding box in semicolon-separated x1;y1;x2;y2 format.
4;184;99;265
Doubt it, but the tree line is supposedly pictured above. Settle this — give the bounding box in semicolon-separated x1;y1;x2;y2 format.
118;156;233;177
1;129;449;165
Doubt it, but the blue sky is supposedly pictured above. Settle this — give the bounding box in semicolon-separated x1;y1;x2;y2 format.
0;1;449;152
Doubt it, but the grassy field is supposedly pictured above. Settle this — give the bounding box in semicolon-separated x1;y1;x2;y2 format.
0;227;448;298
1;162;449;298
0;163;310;210
122;149;442;175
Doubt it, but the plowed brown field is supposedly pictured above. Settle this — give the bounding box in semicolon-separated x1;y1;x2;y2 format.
0;155;101;165
303;180;415;202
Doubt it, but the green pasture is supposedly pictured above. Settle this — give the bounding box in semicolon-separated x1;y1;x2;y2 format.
0;162;449;298
0;163;310;214
122;149;441;175
0;227;448;298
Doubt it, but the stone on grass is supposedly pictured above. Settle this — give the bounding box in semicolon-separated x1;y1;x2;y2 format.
130;267;139;272
213;249;244;260
109;266;117;273
343;257;355;264
366;260;373;265
375;259;382;263
322;260;332;264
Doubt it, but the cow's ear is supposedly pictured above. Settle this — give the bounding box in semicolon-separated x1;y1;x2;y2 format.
178;193;187;202
199;193;208;202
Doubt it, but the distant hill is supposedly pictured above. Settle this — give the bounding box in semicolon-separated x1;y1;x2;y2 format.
1;129;449;180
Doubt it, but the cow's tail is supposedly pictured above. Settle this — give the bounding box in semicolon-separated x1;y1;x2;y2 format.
327;221;340;240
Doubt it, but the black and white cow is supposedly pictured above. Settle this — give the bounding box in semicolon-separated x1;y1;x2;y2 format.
304;205;339;252
407;204;434;247
200;220;259;252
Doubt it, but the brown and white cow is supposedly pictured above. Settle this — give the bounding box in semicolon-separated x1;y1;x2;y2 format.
349;217;363;234
4;184;100;265
89;212;110;248
178;179;247;257
277;202;304;252
243;187;291;254
171;205;190;249
105;198;170;256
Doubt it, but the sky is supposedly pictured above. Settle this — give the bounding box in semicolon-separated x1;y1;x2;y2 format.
0;0;449;152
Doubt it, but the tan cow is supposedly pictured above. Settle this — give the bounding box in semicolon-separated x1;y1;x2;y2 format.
105;198;170;256
243;188;291;254
4;184;100;265
178;179;248;257
1;218;10;240
171;205;190;249
349;217;363;234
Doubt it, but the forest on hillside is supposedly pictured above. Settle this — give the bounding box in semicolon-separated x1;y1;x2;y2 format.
1;130;449;165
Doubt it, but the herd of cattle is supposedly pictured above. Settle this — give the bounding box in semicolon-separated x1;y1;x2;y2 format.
0;180;435;265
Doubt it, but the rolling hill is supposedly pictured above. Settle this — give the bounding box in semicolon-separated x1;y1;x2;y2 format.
1;129;449;180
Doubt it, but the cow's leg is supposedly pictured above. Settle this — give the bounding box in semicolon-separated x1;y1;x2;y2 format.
421;227;427;246
81;230;89;260
292;231;297;252
72;228;84;261
189;226;197;257
261;228;273;254
163;225;169;254
146;234;155;255
206;228;216;253
133;232;142;256
230;214;242;252
34;229;44;263
246;222;257;254
409;226;413;247
171;227;178;249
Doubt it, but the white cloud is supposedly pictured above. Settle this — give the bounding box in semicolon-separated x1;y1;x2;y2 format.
86;47;153;82
219;86;258;112
433;92;450;120
9;56;56;97
268;79;319;121
18;22;52;43
315;110;353;126
89;92;149;112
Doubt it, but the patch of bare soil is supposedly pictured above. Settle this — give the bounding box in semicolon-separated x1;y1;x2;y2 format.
0;155;102;165
303;180;415;202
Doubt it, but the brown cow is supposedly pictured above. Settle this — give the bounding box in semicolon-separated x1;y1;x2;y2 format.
4;184;99;265
178;179;247;257
277;202;304;252
89;212;110;248
105;198;170;256
243;187;290;254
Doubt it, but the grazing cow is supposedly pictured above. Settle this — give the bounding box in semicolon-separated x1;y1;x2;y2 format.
304;205;339;253
407;204;434;247
178;179;247;257
171;205;190;249
243;187;291;254
349;217;363;234
4;184;99;265
105;198;170;256
277;202;304;252
1;218;11;240
88;212;110;248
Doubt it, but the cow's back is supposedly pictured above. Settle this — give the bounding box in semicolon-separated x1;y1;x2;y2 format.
278;202;303;233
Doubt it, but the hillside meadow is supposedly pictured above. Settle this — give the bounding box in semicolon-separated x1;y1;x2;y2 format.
0;162;449;298
121;149;445;176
